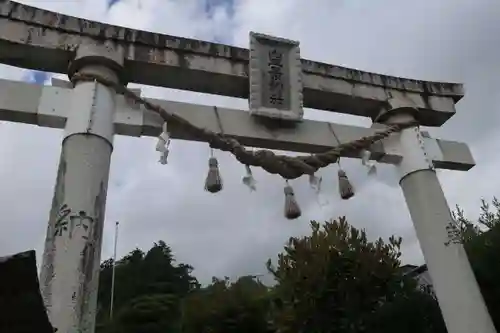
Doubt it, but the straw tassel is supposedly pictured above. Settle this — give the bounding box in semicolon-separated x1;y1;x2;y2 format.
284;181;301;220
242;165;257;191
205;155;223;193
338;168;355;200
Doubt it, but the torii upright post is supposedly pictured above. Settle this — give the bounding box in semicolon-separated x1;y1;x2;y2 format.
39;44;124;333
378;102;496;333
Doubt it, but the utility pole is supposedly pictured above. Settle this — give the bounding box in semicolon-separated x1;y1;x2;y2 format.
109;221;119;320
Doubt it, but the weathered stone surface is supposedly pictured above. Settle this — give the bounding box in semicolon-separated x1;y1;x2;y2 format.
0;78;476;171
0;1;464;126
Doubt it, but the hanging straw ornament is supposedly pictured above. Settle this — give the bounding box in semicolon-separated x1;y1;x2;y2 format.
360;149;377;175
309;173;327;206
242;165;257;191
309;173;329;208
337;161;355;200
284;181;301;220
307;152;322;191
156;122;171;165
309;173;322;193
204;149;223;193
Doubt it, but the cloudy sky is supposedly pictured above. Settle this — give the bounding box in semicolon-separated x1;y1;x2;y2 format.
1;0;500;285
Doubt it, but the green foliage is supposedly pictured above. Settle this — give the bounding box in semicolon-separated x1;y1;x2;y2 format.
266;217;416;333
182;276;273;333
366;286;446;333
454;198;500;330
96;241;199;333
94;198;500;333
111;294;181;333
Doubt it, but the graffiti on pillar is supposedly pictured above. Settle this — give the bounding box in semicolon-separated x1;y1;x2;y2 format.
444;221;462;246
53;204;94;239
70;211;94;240
54;204;71;237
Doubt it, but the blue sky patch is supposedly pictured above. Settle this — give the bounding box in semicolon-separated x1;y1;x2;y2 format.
32;71;49;84
23;71;50;84
203;0;235;19
107;0;121;10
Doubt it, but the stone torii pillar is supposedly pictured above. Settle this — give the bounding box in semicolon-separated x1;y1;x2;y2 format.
378;100;497;333
39;44;124;333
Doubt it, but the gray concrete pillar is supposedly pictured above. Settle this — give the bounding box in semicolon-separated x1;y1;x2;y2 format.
380;106;496;333
39;44;124;333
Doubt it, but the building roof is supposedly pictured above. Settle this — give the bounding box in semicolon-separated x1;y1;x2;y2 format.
0;250;55;333
403;264;429;277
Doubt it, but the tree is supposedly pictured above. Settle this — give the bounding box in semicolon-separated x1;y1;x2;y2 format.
181;276;273;333
266;217;424;333
451;198;500;329
366;285;446;333
372;197;500;333
91;198;500;333
111;294;181;333
96;241;199;333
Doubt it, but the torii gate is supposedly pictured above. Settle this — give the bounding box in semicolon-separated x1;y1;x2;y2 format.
0;1;496;333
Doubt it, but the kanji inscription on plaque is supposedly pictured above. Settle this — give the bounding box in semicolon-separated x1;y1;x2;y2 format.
249;32;303;121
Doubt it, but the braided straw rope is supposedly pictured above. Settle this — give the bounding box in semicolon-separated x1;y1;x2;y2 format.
71;73;417;179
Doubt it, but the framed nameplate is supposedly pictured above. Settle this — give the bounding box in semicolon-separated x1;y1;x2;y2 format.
249;32;303;121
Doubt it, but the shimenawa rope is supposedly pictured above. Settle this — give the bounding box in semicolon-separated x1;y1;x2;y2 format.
70;73;417;180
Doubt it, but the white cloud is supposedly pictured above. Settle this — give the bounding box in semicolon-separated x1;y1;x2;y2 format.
2;0;500;284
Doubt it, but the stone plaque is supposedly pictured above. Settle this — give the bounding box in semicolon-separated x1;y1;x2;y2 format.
249;32;303;121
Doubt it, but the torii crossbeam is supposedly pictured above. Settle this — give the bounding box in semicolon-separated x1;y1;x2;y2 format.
0;2;496;333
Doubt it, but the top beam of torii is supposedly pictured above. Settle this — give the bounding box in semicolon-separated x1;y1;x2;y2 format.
0;1;463;127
